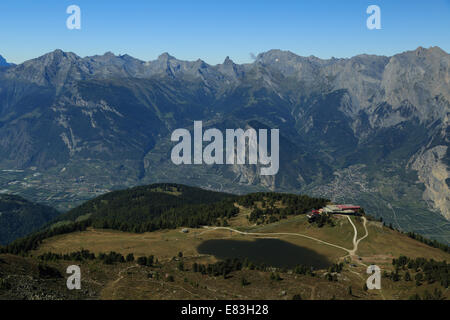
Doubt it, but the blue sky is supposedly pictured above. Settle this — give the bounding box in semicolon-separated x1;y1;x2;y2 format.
1;0;449;64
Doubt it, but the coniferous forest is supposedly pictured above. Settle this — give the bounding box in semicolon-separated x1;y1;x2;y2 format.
0;184;329;254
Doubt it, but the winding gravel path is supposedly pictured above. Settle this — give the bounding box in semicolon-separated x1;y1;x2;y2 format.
346;216;368;256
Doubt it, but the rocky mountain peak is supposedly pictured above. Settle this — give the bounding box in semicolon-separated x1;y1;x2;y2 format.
411;46;447;57
103;51;116;57
42;49;80;62
223;56;234;65
157;52;176;61
4;50;85;87
216;55;243;80
0;54;11;66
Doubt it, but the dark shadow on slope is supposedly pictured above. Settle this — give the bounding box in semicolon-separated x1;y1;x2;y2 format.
197;238;331;269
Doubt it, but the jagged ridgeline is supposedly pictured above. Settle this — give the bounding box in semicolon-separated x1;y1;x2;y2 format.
1;183;328;254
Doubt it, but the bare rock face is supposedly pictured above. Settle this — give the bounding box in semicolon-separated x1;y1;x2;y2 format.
381;47;450;122
0;54;11;67
410;145;450;220
324;54;390;115
323;47;450;127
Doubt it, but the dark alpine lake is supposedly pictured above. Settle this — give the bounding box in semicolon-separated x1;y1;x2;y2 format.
197;238;331;269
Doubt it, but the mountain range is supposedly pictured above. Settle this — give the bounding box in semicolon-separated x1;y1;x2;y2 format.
0;47;448;243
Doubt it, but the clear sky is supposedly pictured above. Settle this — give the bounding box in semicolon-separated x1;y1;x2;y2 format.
0;0;449;64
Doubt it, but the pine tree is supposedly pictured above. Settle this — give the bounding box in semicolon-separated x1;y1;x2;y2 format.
405;271;411;281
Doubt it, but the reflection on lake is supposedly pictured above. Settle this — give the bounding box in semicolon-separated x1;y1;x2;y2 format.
197;238;331;269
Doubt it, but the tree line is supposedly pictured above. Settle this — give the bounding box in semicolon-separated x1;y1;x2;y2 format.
38;249;138;265
1;220;91;255
389;255;449;288
0;184;240;254
238;192;329;225
406;232;450;253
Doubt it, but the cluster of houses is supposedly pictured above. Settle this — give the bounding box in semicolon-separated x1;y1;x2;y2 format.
307;204;362;222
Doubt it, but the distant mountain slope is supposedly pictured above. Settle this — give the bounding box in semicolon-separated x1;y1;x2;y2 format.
55;183;237;228
0;194;60;245
52;183;326;232
2;184;328;253
0;47;448;242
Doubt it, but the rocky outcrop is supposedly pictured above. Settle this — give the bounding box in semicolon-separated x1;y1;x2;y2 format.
0;54;11;67
410;145;450;220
